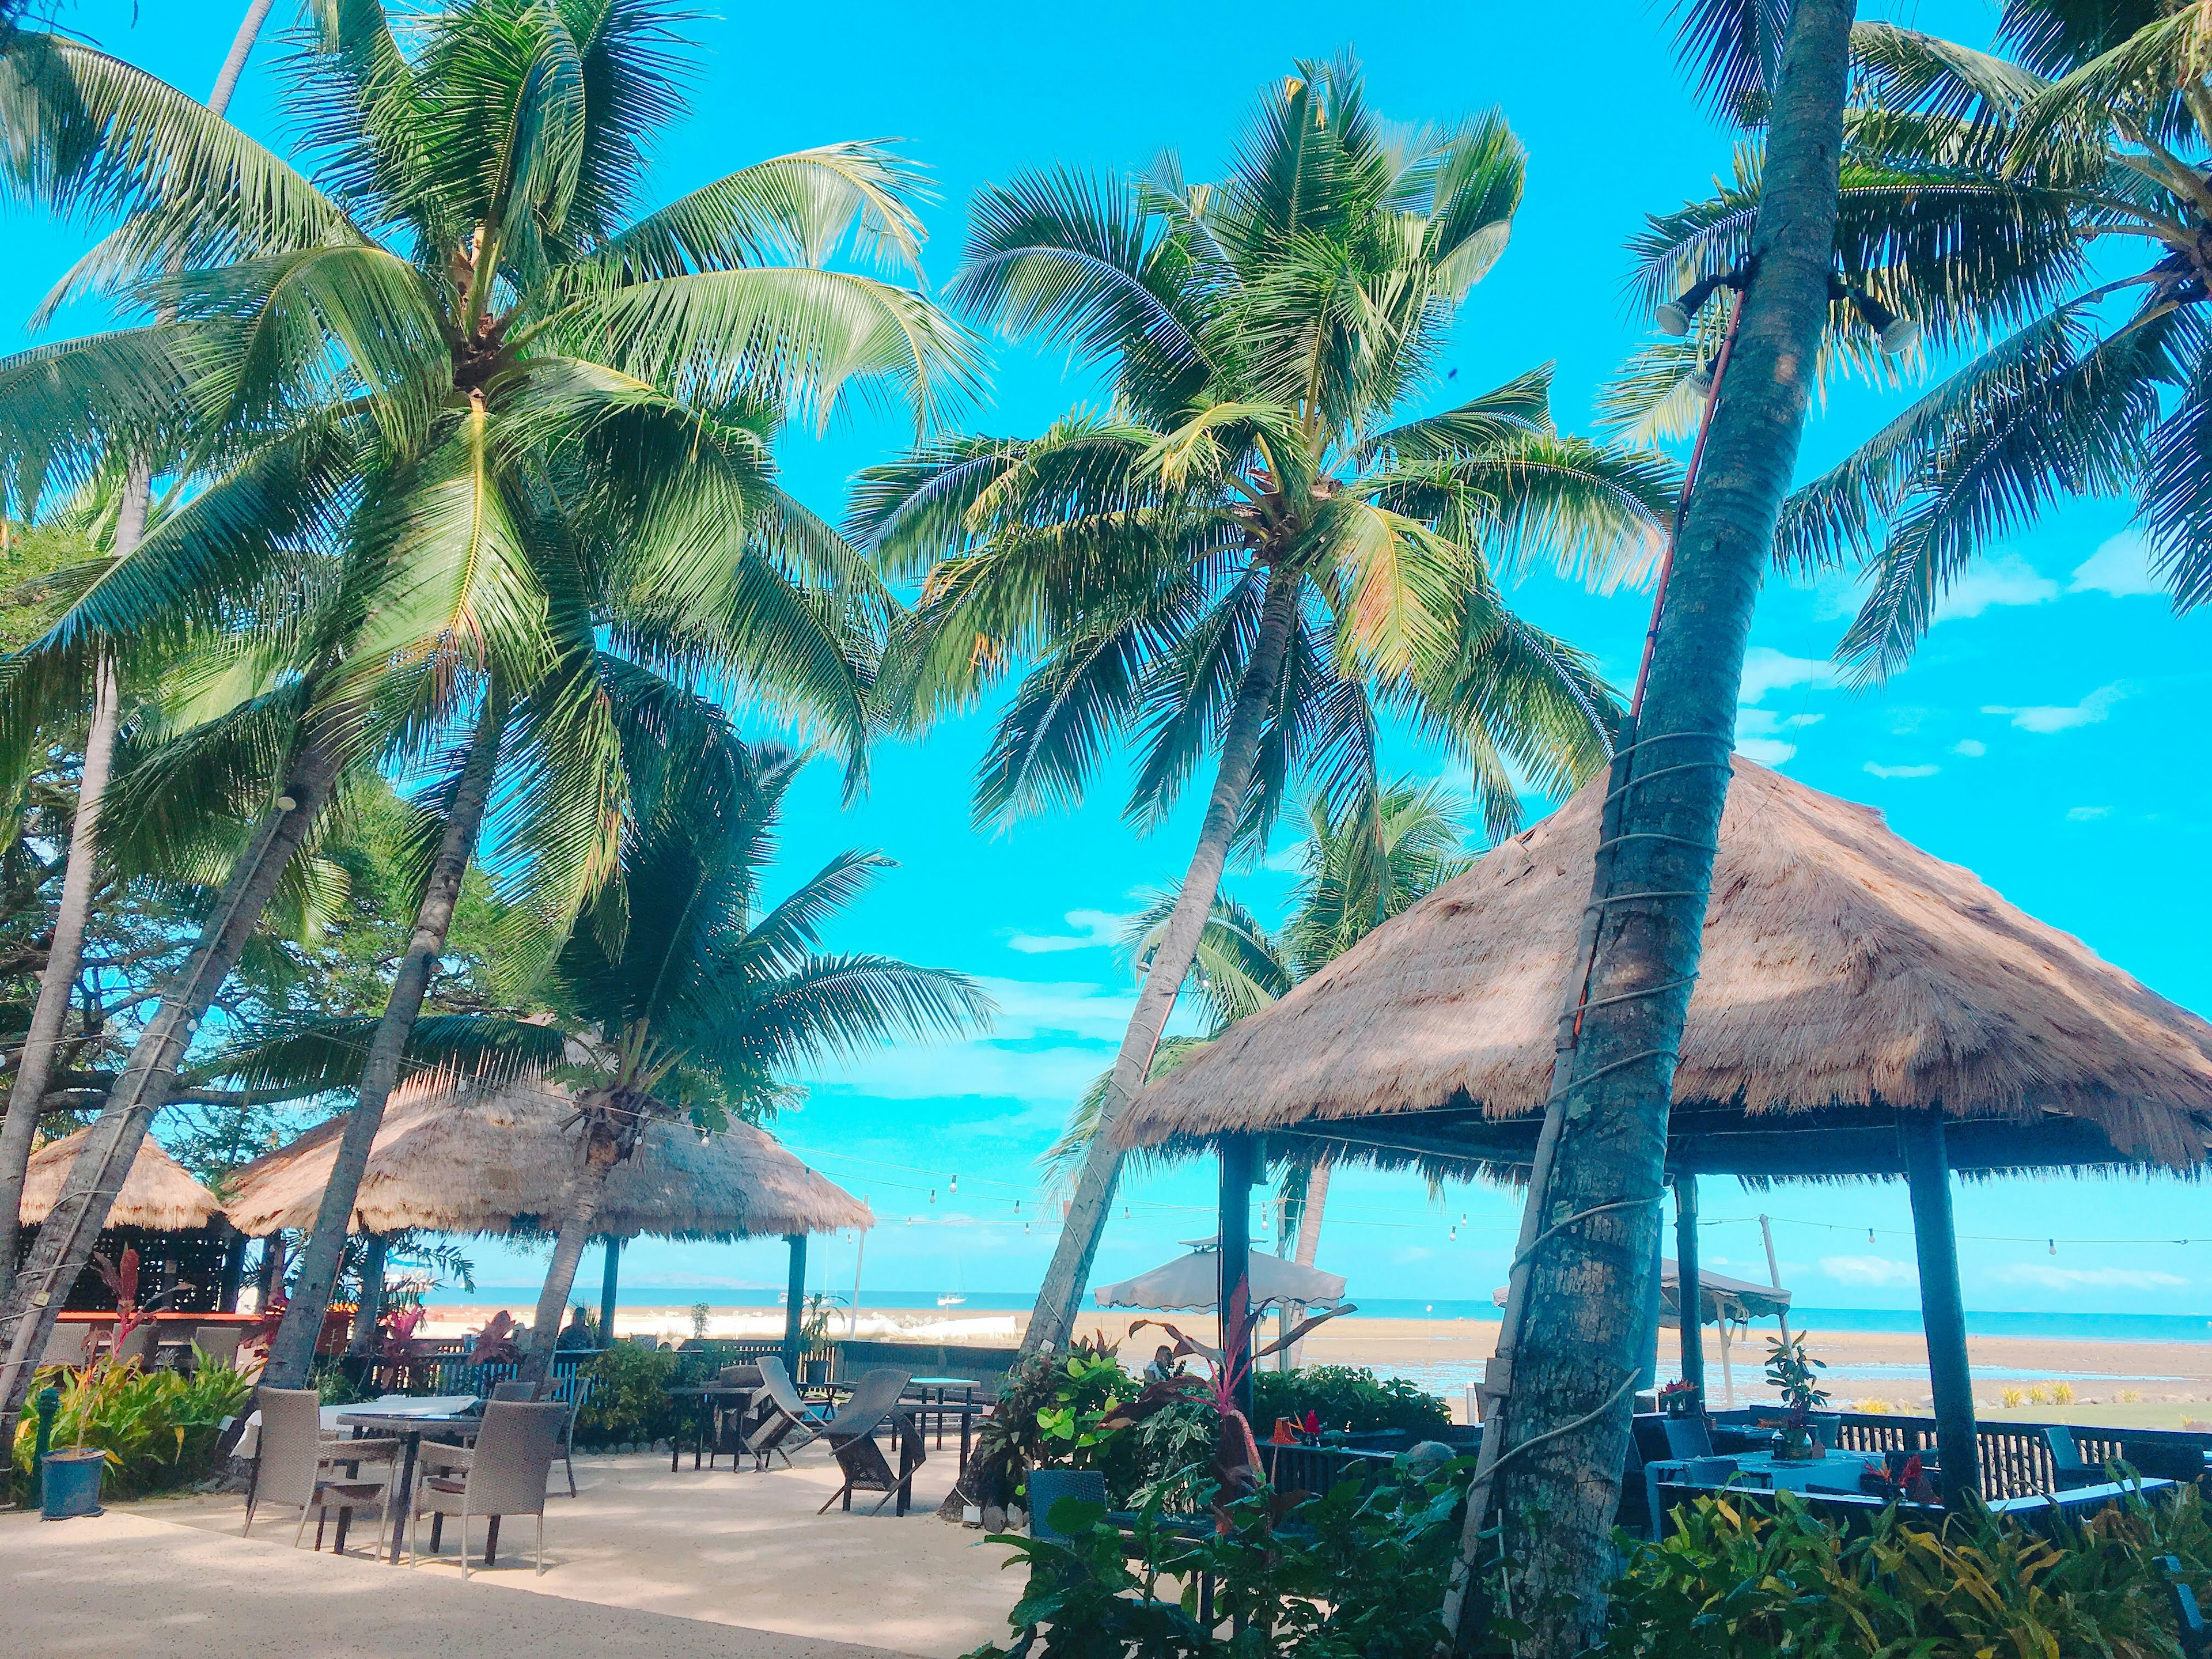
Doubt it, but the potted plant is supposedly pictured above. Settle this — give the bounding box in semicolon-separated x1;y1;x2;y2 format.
1656;1379;1702;1419
1764;1332;1831;1461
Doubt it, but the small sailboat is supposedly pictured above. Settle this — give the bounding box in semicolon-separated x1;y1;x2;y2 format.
936;1293;966;1308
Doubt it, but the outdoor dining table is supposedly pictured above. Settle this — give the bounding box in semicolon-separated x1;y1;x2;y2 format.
903;1376;980;1449
663;1381;759;1471
897;1397;987;1474
335;1402;486;1563
1644;1446;1887;1533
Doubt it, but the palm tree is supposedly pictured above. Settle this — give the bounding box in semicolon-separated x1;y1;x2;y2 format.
0;0;974;1429
854;55;1676;1358
0;0;276;1305
1446;1;1860;1652
1624;8;2212;673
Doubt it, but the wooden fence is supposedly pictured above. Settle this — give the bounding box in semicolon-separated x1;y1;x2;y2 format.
1767;1411;2209;1501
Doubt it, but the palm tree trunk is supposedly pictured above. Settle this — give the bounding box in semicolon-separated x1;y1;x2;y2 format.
1448;4;1855;1654
1277;1155;1331;1369
346;1232;387;1358
0;720;347;1438
0;0;274;1318
264;683;507;1388
1021;567;1302;1357
0;618;130;1289
520;1155;616;1393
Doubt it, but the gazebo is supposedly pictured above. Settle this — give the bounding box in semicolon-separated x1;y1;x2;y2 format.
225;1074;873;1369
19;1128;234;1312
1117;760;2212;1502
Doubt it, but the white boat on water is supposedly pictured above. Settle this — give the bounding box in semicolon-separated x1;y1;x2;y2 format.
936;1293;966;1308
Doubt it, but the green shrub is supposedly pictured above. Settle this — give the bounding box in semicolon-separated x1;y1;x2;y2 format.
9;1355;254;1503
967;1339;1139;1508
573;1342;682;1449
1602;1484;2211;1658
1252;1366;1452;1440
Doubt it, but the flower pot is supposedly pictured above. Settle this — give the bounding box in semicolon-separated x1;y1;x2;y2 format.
1027;1468;1107;1541
40;1448;106;1520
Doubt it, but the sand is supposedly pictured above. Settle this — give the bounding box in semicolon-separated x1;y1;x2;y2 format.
425;1302;2212;1423
28;1450;1022;1659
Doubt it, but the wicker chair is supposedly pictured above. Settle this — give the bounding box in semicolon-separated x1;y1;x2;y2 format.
243;1387;400;1556
815;1368;920;1516
745;1355;832;1470
407;1399;566;1575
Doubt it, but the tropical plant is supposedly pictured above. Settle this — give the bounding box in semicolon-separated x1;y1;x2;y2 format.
8;1354;255;1503
1251;1366;1453;1441
0;0;276;1312
571;1339;681;1449
1612;7;2212;677
853;55;1675;1360
1456;1;1861;1652
0;0;974;1422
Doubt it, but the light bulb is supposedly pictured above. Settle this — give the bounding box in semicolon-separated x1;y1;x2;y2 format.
1655;302;1691;337
1880;316;1921;357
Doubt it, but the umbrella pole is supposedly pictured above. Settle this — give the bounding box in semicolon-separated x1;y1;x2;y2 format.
1717;1314;1736;1408
849;1228;866;1339
1759;1213;1791;1347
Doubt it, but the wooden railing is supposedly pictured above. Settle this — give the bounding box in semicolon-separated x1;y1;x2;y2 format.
1736;1410;2210;1502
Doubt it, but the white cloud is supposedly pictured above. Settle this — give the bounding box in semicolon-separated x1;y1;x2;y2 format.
1736;737;1798;766
1733;707;1825;768
1931;554;2059;622
2066;805;2112;822
1738;646;1838;704
1982;682;2127;733
1819;1255;1919;1287
1988;1264;2186;1291
1863;762;1940;779
1003;908;1134;955
1952;739;1987;758
2069;531;2162;598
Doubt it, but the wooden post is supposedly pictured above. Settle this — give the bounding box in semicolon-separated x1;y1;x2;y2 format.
1218;1136;1257;1425
1673;1173;1705;1399
597;1235;622;1346
782;1233;807;1381
217;1223;247;1313
346;1233;387;1357
1635;1209;1664;1392
1900;1111;1979;1508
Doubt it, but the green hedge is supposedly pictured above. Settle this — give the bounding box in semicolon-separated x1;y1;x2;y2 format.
572;1342;684;1448
1251;1365;1452;1439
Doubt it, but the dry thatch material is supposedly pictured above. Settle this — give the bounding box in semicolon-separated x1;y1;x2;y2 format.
1118;760;2212;1175
20;1127;224;1231
223;1074;872;1238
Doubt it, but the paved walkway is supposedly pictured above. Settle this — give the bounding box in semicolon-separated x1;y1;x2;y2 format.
5;1452;1021;1659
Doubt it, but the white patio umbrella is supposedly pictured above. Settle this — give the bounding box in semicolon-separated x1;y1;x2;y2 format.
1094;1238;1347;1312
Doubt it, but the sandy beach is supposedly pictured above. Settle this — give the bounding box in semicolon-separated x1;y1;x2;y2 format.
422;1303;2212;1425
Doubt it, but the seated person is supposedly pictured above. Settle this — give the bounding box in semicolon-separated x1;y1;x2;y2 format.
1144;1343;1184;1384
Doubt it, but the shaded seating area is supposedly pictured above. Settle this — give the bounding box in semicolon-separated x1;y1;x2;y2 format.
816;1367;922;1516
406;1399;569;1576
243;1387;401;1558
1113;760;2212;1518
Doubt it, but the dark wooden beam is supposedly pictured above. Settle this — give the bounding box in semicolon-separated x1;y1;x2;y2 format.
1674;1173;1705;1399
1218;1135;1258;1425
599;1234;623;1347
1900;1111;1979;1509
782;1232;807;1380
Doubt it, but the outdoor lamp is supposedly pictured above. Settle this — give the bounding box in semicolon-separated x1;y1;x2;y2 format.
1656;271;1730;336
1832;275;1921;356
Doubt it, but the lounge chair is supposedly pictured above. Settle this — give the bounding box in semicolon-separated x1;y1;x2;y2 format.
815;1367;921;1516
745;1355;832;1470
243;1387;400;1556
407;1399;566;1576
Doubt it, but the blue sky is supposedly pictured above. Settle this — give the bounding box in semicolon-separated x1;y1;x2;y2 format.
13;1;2210;1317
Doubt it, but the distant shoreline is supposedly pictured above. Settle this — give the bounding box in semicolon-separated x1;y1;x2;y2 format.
422;1288;2212;1346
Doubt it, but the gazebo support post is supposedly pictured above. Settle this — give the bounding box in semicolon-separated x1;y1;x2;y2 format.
1900;1111;1979;1508
782;1232;807;1381
1673;1173;1705;1401
598;1235;623;1347
346;1233;387;1358
217;1222;248;1313
1218;1135;1257;1425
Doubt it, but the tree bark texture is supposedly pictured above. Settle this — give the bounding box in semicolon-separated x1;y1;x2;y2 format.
346;1232;387;1358
1453;5;1855;1652
0;644;124;1291
520;1152;616;1392
1021;569;1302;1355
0;725;347;1435
265;683;507;1388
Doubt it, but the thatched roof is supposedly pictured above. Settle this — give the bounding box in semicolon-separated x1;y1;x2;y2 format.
21;1127;224;1231
1118;760;2212;1177
223;1074;873;1238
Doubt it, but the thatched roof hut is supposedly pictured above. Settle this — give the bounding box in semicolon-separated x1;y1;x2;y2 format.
222;1074;872;1239
20;1127;224;1231
1117;759;2212;1178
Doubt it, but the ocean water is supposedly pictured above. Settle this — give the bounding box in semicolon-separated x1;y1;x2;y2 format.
430;1289;2212;1346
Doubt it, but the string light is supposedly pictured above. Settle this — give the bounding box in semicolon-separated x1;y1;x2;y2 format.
949;1174;958;1195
